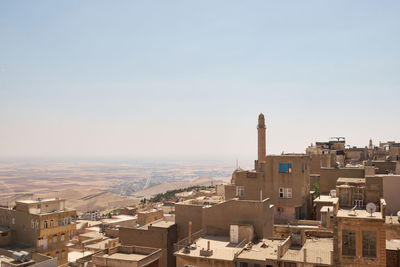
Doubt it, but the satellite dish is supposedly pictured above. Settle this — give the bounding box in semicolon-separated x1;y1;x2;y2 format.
366;203;377;216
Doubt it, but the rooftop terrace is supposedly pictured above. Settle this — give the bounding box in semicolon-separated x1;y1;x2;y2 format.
175;235;245;261
337;209;383;220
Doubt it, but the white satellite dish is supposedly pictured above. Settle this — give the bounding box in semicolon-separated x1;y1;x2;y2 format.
366;203;377;217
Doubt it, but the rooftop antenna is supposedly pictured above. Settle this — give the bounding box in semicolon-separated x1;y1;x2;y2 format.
350;205;358;216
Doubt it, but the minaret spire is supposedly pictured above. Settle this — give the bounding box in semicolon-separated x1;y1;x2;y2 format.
257;113;266;162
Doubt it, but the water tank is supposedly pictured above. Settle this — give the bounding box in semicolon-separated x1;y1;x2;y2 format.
11;252;25;262
20;251;31;261
229;225;239;244
330;190;337;198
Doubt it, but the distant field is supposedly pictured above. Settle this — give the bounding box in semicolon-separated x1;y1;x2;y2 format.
0;160;232;212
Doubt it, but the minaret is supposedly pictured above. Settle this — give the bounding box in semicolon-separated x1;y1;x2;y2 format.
257;113;266;162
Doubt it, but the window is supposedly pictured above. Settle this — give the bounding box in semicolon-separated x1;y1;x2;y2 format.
61;251;66;259
239;263;248;267
342;230;356;256
61;234;65;242
286;188;292;198
353;187;364;207
44;221;48;229
50;220;54;227
362;231;376;258
279;188;292;198
55;252;59;259
31;220;35;229
236;186;245;197
11;218;15;225
53;235;57;243
279;163;292;173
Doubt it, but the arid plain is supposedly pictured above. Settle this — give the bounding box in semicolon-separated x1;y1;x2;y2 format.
0;160;232;213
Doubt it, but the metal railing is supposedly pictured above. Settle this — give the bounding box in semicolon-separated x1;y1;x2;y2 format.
233;239;248;257
173;228;206;252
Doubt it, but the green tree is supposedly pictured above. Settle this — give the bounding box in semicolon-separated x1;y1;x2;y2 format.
313;180;320;198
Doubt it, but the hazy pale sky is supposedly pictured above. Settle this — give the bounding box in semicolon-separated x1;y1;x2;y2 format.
0;1;399;161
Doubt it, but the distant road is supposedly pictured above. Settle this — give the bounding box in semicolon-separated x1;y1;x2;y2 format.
143;171;152;189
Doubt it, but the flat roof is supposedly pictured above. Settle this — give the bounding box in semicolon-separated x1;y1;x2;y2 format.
337;177;365;184
103;252;147;262
102;215;137;224
139;219;175;230
17;198;64;204
320;206;334;213
68;251;93;262
236;239;281;261
86;239;113;250
386;216;400;225
175;235;244;261
314;195;338;204
337;209;382;220
281;238;333;265
386;240;400;250
79;231;104;239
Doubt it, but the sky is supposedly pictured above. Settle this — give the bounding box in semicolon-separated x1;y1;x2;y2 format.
0;1;399;163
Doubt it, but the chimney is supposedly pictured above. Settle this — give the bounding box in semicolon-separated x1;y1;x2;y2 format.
188;221;192;244
257;113;266;163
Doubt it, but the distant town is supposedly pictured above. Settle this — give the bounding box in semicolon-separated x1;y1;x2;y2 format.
0;113;399;267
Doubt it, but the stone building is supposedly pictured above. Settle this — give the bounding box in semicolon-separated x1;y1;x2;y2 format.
224;114;311;223
119;219;177;267
175;197;274;240
0;198;76;265
319;167;365;195
91;245;161;267
333;209;386;267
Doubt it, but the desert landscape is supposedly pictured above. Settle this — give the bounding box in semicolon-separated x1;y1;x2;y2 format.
0;159;232;212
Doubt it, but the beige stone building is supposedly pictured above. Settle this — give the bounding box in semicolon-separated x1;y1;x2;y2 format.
175;197;274;241
119;219;177;267
333;209;386;267
91;245;161;267
0;198;76;265
224;114;311;223
319;167;365;195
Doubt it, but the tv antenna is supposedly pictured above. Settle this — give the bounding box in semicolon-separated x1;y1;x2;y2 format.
366;203;377;217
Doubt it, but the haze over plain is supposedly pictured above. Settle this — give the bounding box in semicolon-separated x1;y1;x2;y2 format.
0;1;399;164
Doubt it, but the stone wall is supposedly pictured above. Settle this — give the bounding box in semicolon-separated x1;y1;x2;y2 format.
320;168;365;194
